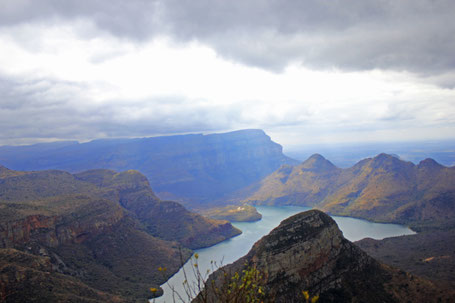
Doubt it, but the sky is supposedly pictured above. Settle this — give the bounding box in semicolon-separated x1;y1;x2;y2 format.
1;0;455;148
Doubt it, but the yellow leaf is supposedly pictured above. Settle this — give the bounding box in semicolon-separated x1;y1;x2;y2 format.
302;290;310;300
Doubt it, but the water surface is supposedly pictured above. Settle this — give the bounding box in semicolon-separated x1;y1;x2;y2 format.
154;206;415;302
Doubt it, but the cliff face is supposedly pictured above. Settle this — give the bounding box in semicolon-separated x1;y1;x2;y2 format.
0;248;123;303
0;166;240;302
0;199;124;249
243;153;455;225
205;210;446;302
74;169;241;249
0;129;297;206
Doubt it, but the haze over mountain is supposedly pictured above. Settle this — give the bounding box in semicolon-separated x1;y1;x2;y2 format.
0;165;240;301
242;153;455;226
0;130;297;207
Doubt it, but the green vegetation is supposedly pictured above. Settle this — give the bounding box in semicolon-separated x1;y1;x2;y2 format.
202;204;262;222
154;253;268;303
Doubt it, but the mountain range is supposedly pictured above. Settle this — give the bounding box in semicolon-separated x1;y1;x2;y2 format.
0;130;297;207
1;130;454;301
242;153;455;226
0;165;240;302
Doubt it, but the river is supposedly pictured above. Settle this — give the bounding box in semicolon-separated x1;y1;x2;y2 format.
154;206;415;303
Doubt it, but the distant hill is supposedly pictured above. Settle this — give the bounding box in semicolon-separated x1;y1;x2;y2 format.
0;129;297;207
242;153;455;226
285;140;455;168
0;165;240;302
202;210;450;302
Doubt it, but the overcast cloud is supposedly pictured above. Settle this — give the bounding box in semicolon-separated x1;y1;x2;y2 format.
0;0;454;146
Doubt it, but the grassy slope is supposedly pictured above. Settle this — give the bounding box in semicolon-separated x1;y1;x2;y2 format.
242;153;455;225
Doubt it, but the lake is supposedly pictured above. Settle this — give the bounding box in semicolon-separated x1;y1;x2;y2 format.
154;206;415;303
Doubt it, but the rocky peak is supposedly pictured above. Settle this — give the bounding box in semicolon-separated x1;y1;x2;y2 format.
251;209;340;255
207;210;441;302
300;153;337;172
243;210;379;301
418;158;444;170
370;153;396;164
364;153;414;173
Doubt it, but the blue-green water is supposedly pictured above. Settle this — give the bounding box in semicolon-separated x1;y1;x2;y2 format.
154;206;415;302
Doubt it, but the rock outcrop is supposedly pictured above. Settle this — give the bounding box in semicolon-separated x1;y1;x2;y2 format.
203;210;447;302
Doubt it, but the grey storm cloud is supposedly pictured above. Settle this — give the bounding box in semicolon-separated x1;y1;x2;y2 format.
1;0;455;76
0;73;252;143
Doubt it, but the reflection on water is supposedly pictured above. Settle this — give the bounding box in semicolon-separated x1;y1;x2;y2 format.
154;206;415;302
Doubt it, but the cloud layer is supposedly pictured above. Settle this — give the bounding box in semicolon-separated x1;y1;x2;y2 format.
0;0;454;146
3;0;455;75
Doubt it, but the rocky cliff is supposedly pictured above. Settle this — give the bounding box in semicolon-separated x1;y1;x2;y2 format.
0;166;240;302
242;153;455;225
0;129;298;207
203;210;448;302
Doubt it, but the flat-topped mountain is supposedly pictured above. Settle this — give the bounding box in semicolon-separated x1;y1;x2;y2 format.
0;129;297;207
0;166;240;302
202;210;448;302
242;153;455;225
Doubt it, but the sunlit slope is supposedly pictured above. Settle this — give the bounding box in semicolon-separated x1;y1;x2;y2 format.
242;153;455;224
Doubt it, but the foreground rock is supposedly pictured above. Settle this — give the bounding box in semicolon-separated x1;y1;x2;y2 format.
202;210;451;302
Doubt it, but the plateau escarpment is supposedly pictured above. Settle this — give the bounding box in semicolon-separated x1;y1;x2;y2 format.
0;165;240;302
0;129;297;207
202;210;449;302
243;153;455;226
